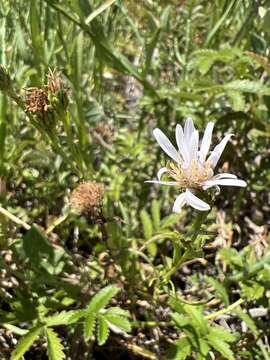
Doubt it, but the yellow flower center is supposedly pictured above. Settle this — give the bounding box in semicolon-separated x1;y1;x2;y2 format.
168;159;214;189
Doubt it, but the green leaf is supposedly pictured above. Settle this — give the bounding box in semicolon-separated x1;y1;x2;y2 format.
226;91;245;111
87;285;120;314
234;309;258;335
224;80;270;95
46;327;65;360
104;314;131;332
11;325;43;360
151;199;160;230
209;326;236;343
46;310;85;326
219;248;243;268
105;307;130;318
97;315;110;346
84;285;120;340
167;337;192;360
241;282;264;300
184;305;208;335
140;209;156;256
205;276;229;306
140;209;153;240
22;225;66;275
84;311;96;341
3;324;28;336
85;0;118;25
30;0;43;65
171;313;189;328
207;333;235;360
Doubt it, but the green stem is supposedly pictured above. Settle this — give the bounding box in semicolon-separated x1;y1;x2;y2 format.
205;298;244;320
163;210;210;283
0;205;31;230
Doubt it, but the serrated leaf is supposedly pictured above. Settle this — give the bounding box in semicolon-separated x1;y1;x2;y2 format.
226;90;245;111
205;276;229;306
105;314;131;332
224;80;270;95
167;337;192;360
171;313;189;328
219;248;243;268
184;305;208;335
84;311;96;341
234;308;258;335
46;328;65;360
209;326;236;343
11;325;43;360
46;310;85;326
97;315;109;346
87;285;120;314
105;307;130;318
207;333;235;360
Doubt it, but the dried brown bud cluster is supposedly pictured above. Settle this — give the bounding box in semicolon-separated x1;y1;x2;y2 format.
70;181;104;216
25;88;49;113
24;69;68;118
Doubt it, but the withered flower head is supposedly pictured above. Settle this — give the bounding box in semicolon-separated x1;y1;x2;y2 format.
47;68;64;93
24;69;68;118
70;181;104;215
24;88;49;114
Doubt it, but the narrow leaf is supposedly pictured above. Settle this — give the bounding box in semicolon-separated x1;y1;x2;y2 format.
11;326;43;360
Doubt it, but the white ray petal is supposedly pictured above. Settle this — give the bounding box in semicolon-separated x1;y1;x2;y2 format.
207;134;233;169
189;130;199;160
157;167;169;180
175;124;190;163
172;193;186;213
213;173;237;180
145;180;178;186
203;179;247;188
184;117;195;142
199;122;214;162
153;128;182;163
185;189;210;211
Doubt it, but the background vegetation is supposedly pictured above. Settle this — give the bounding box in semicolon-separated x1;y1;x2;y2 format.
0;0;269;359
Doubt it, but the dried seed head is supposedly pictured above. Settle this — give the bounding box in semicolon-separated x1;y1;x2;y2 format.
46;68;69;110
47;68;63;93
24;69;68;120
24;88;49;114
70;181;104;215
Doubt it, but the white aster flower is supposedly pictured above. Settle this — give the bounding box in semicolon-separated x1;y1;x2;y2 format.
146;117;247;212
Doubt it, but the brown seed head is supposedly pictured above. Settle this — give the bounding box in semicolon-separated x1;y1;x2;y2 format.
24;88;49;113
70;181;104;214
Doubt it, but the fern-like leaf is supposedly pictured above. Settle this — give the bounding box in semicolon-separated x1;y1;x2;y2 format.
84;311;96;341
97;315;109;346
46;310;85;326
86;285;120;314
46;327;65;360
11;325;43;360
